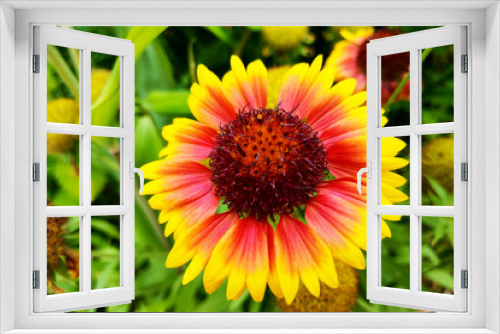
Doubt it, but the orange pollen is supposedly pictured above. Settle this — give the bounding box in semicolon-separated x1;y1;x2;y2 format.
209;105;328;221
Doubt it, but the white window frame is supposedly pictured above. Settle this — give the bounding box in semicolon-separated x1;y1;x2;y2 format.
366;26;468;312
32;26;136;313
0;1;499;333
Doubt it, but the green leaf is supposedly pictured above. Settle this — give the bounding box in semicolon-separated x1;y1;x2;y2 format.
135;115;164;167
323;170;335;181
424;269;454;290
203;26;233;45
142;90;191;115
267;213;280;230
90;218;121;239
421;244;440;266
90;169;107;203
92;26;168;127
216;199;231;214
427;176;448;205
432;221;448;247
136;39;176;99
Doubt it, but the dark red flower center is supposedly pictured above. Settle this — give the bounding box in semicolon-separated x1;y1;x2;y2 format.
209;106;328;221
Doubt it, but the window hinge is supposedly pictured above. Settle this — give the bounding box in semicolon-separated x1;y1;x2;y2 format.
33;54;40;73
33;163;40;182
461;270;468;289
461;162;468;181
461;54;468;73
33;270;40;289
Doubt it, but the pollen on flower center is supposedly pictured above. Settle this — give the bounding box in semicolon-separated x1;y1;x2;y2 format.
209;106;328;221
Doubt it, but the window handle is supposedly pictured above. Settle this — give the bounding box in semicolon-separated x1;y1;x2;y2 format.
129;162;145;195
357;162;371;195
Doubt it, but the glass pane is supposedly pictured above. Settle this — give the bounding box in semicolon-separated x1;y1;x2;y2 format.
421;216;454;294
47;134;80;206
421;134;454;206
381;136;409;206
381;215;410;290
421;45;454;124
47;45;80;124
91;137;121;205
91;216;121;290
47;216;80;294
91;52;120;127
380;51;410;127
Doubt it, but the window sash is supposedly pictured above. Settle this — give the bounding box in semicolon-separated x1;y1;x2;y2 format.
32;26;136;313
366;26;468;312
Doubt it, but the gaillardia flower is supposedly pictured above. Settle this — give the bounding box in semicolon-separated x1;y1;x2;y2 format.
325;27;410;105
142;55;408;304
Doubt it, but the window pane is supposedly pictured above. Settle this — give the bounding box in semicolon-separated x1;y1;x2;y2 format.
421;216;454;294
47;216;80;295
381;136;409;205
47;45;80;124
91;137;121;205
47;134;80;206
91;52;120;127
421;134;454;206
380;52;410;127
91;216;121;290
381;215;410;290
421;45;454;124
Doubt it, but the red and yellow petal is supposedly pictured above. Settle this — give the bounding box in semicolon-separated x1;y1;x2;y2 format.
143;161;213;211
277;55;336;120
274;214;338;305
188;64;236;130
222;56;268;111
160;187;220;239
165;212;238;285
203;216;270;302
159;118;217;163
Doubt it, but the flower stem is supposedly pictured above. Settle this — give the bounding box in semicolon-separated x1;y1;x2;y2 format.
188;39;197;84
135;189;171;251
384;47;433;110
47;45;80;102
235;29;252;57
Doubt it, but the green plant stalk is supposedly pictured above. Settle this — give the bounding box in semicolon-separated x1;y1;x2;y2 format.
235;29;252;57
135;189;171;251
188;39;197;84
68;48;80;75
90;137;169;251
47;45;80;102
384;47;433;110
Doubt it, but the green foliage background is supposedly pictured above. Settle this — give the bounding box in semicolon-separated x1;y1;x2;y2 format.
45;26;455;313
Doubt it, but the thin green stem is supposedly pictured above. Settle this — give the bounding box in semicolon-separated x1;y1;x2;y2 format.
384;48;433;110
47;45;80;102
234;29;252;57
135;190;171;251
68;48;80;75
188;39;197;84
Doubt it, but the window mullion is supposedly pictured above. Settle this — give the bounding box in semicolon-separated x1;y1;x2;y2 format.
409;48;420;295
81;47;92;294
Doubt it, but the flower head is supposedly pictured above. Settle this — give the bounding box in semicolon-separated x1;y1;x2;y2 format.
325;27;410;105
143;55;407;304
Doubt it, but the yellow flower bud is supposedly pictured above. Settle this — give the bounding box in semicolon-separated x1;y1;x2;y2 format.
262;26;309;51
422;137;454;193
47;98;79;154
